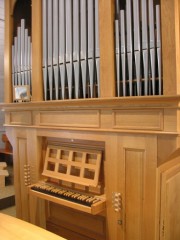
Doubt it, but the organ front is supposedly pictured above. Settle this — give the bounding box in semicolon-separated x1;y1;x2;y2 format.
2;0;180;240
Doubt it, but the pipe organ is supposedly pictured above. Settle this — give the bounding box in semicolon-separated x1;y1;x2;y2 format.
2;0;180;240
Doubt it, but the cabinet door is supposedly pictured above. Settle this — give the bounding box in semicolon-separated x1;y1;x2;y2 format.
116;135;157;240
10;128;30;220
160;164;180;240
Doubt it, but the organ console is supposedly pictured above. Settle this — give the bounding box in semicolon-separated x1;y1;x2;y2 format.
29;141;106;215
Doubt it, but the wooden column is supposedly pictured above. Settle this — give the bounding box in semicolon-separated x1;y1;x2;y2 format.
161;0;180;95
99;0;115;98
175;0;180;95
31;0;43;101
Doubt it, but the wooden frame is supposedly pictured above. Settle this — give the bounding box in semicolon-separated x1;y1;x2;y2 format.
5;0;180;102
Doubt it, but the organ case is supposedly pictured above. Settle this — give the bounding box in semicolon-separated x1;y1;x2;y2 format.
3;0;180;240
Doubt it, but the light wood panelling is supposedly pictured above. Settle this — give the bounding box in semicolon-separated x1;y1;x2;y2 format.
2;1;180;240
17;137;29;221
163;109;178;132
113;109;163;131
160;164;180;240
124;149;144;240
99;0;115;97
9;111;32;125
117;136;157;240
175;0;180;94
47;203;106;240
37;110;100;128
157;135;178;166
31;0;43;101
161;0;177;95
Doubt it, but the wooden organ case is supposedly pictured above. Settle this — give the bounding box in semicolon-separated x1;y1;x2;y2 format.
2;0;180;240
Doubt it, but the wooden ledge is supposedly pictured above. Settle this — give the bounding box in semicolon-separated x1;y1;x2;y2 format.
1;95;180;112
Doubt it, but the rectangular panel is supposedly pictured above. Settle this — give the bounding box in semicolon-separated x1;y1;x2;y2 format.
113;109;163;130
48;202;106;235
17;137;29;220
125;148;144;240
38;110;100;128
10;112;32;125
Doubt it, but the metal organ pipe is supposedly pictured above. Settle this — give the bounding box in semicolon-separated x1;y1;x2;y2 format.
115;0;162;97
11;19;32;101
42;0;100;100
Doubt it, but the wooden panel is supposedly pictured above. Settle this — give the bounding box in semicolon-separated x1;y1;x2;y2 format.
163;109;177;132
157;135;178;166
9;111;32;125
161;0;177;95
160;164;180;240
175;0;180;95
47;203;106;240
113;109;163;130
38;110;100;128
99;0;115;97
47;221;94;240
117;136;157;240
124;149;144;240
31;0;43;101
17;137;29;221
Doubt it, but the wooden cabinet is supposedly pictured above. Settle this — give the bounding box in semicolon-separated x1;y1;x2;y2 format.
2;0;180;240
4;111;180;240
